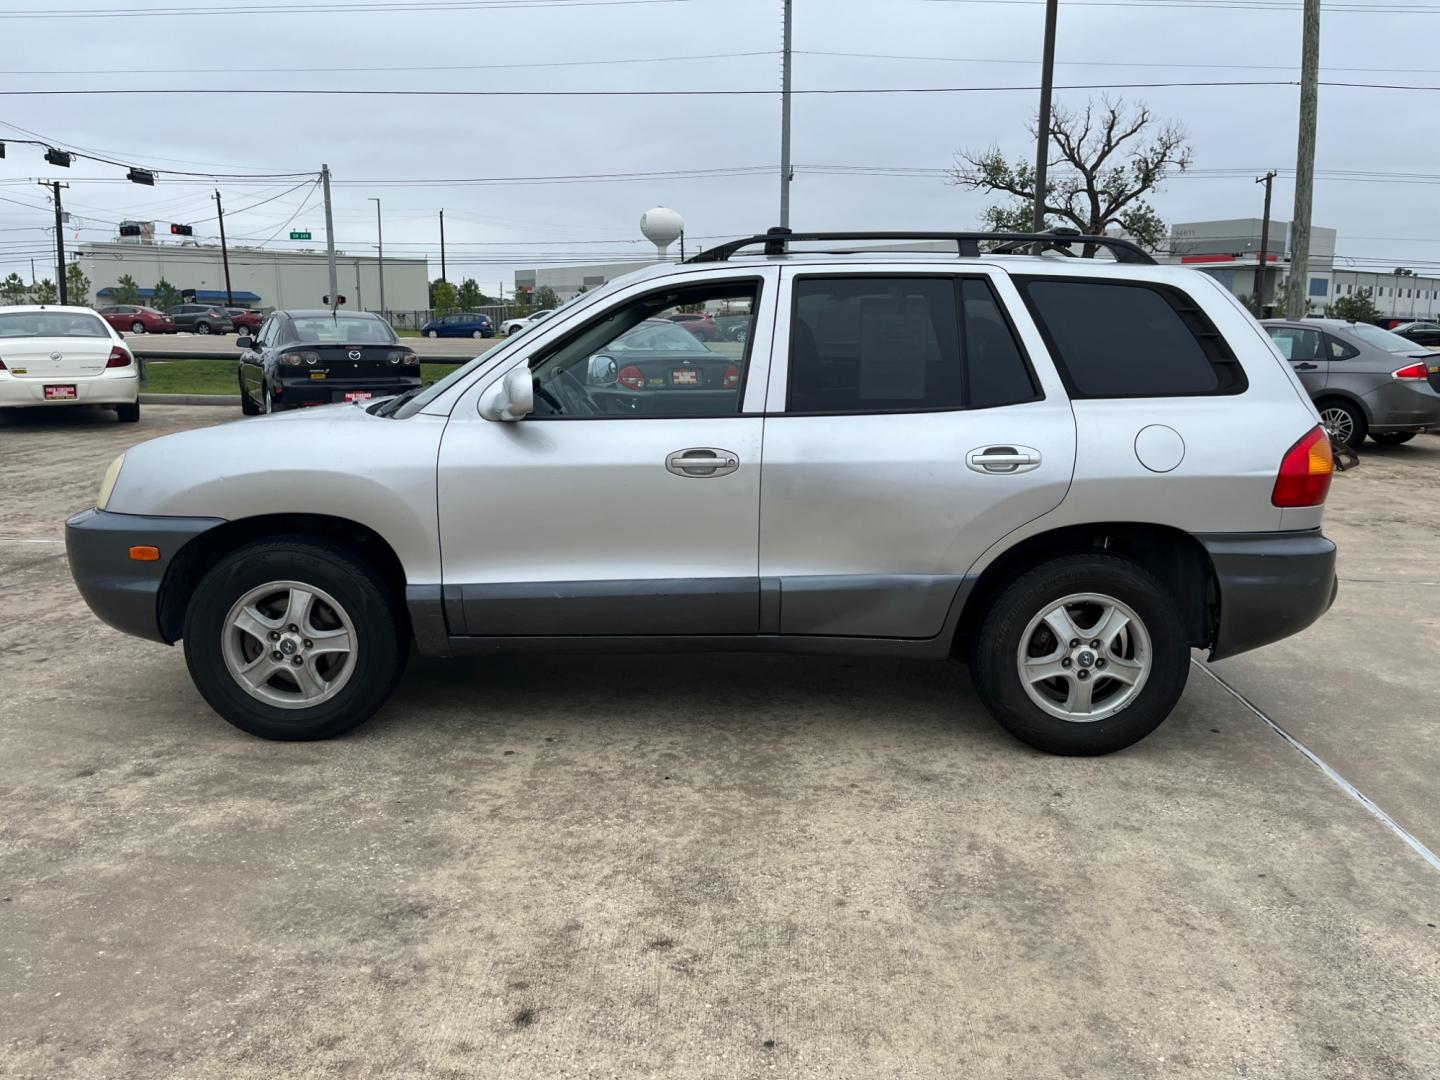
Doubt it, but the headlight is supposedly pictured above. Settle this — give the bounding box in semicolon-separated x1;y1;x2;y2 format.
97;453;125;511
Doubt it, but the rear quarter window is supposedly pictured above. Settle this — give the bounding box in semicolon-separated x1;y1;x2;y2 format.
1020;278;1246;398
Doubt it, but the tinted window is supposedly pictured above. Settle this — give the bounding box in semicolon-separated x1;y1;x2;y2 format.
788;276;1033;414
289;315;396;344
1022;280;1240;398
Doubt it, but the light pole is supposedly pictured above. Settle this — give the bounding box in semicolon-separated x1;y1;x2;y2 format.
369;197;385;317
1032;0;1058;233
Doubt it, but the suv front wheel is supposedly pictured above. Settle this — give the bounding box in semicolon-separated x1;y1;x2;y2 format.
183;538;406;740
972;555;1190;755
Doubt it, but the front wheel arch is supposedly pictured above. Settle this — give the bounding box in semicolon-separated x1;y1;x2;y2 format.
158;513;410;645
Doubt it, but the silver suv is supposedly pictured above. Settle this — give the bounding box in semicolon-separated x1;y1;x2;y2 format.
66;230;1339;755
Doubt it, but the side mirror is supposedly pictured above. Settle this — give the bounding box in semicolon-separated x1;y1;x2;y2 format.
480;364;534;421
236;335;253;349
587;354;617;385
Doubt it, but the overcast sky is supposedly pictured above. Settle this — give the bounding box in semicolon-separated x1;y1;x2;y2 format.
2;0;1438;294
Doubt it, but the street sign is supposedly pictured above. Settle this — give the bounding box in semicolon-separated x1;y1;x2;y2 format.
290;231;311;240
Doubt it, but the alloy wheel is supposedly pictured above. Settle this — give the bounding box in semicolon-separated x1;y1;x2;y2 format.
1319;406;1353;444
1016;592;1151;723
221;580;357;709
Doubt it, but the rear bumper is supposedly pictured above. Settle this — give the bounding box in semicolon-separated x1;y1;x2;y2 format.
1198;529;1338;661
274;373;421;407
0;370;139;407
65;508;224;643
1365;380;1440;433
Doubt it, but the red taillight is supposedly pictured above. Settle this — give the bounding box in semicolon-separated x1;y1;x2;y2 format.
1392;362;1430;381
617;364;645;390
1272;424;1334;507
106;346;132;369
723;364;740;389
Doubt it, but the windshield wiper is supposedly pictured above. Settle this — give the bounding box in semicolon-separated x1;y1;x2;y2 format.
375;385;425;417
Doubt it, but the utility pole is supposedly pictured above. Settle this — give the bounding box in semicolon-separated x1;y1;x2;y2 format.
439;208;448;283
1284;0;1320;319
1032;0;1059;233
321;164;339;313
213;189;234;308
1255;170;1276;317
44;181;69;304
779;0;793;227
369;196;385;317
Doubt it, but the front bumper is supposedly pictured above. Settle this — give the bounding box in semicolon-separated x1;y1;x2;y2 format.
65;508;224;643
1198;529;1338;661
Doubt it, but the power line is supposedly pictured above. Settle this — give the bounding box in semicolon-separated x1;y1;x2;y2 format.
0;0;712;19
796;49;1440;77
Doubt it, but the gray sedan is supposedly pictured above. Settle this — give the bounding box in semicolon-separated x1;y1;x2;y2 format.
1261;318;1440;447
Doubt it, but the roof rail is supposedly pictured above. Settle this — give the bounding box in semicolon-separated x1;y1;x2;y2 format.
685;226;1157;266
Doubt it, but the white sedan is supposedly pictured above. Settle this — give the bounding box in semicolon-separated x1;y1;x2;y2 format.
0;305;141;422
501;308;554;337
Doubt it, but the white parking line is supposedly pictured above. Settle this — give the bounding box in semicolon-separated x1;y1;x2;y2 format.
0;537;63;544
1193;659;1440;874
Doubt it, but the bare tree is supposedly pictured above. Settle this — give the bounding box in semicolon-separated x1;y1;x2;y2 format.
948;98;1192;252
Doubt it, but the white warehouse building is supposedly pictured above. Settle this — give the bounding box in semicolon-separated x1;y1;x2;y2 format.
76;239;429;313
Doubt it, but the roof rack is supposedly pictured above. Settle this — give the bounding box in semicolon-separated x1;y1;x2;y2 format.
685;227;1157;266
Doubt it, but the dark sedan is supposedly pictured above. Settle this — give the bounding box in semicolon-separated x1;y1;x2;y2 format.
420;312;494;338
237;310;420;413
1393;321;1440;349
573;319;741;416
165;304;234;335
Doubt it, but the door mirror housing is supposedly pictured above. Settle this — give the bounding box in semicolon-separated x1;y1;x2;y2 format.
236;335;253;349
587;354;617;385
480;363;534;421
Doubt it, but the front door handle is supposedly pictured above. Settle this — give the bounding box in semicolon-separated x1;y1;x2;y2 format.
666;447;739;478
966;445;1041;474
1295;362;1319;371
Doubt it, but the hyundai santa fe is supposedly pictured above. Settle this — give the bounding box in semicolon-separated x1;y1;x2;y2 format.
65;229;1339;755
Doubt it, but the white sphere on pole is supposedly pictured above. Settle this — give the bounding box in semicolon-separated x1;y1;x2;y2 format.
640;207;685;258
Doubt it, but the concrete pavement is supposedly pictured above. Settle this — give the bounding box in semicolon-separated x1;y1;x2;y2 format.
1;406;1437;1079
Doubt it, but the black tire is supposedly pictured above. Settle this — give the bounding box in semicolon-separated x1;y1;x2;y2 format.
1317;399;1366;449
116;400;140;423
182;538;406;740
971;554;1190;756
1369;431;1416;446
130;321;145;334
239;374;260;415
196;321;213;335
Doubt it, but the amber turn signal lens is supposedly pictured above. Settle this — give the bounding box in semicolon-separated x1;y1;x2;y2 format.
128;545;161;561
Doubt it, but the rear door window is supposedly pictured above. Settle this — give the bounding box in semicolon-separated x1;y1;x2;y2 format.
1021;278;1245;398
1265;325;1325;362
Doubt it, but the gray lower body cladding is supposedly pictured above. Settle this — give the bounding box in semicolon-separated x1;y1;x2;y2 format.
1198;529;1337;661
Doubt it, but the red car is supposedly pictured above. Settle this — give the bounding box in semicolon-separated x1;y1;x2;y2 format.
97;305;177;335
665;311;722;341
227;308;263;333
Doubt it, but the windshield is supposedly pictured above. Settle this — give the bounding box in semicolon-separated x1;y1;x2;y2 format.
289;315;396;344
0;312;109;338
1346;323;1423;354
393;288;598;419
609;321;714;354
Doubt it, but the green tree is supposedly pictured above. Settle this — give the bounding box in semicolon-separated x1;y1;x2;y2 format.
532;285;561;310
34;278;58;304
455;278;496;309
1326;287;1380;323
112;274;142;305
432;279;458;315
1;272;26;304
66;262;91;306
151;278;181;312
948;97;1191;252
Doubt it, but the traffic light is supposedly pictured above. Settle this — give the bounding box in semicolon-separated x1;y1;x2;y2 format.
170;223;193;236
119;224;142;238
322;295;347;306
44;148;72;168
127;168;155;186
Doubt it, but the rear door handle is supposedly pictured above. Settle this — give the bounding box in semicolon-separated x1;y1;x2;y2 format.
966;445;1041;474
1295;362;1319;371
666;447;739;478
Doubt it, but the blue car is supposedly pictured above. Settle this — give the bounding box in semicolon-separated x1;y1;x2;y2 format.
420;312;494;339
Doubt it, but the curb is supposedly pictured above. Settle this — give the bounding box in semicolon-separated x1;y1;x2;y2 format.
139;394;239;407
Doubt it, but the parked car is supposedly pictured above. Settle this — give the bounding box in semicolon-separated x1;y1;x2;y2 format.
97;304;176;335
236;309;419;414
0;305;140;421
1390;321;1440;350
501;309;553;336
165;304;234;335
584;318;740;400
227;308;263;334
67;229;1338;755
1260;318;1440;447
664;311;722;341
420;312;494;339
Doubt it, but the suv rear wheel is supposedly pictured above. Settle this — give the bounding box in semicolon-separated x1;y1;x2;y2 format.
972;554;1190;755
182;538;406;740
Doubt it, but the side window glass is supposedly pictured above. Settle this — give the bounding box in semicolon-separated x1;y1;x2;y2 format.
961;279;1037;409
528;281;759;419
1266;326;1322;362
1326;335;1357;361
1022;279;1244;398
